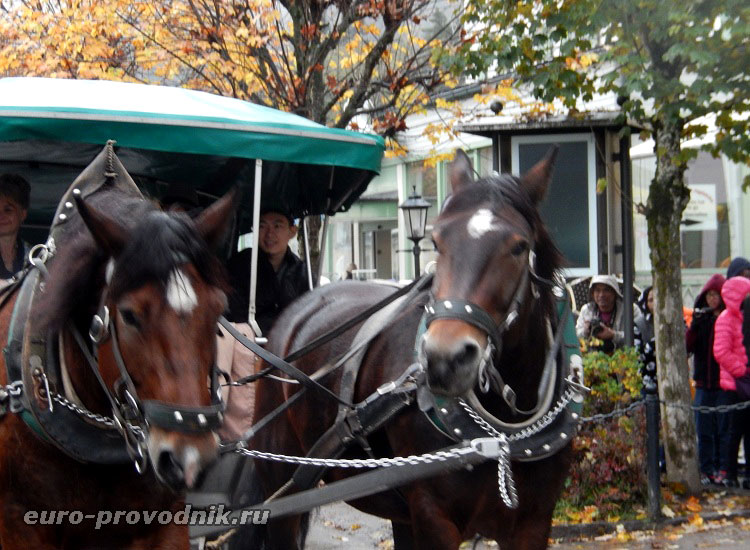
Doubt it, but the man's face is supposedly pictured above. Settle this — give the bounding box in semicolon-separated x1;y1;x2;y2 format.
259;212;296;257
592;284;616;313
0;196;26;239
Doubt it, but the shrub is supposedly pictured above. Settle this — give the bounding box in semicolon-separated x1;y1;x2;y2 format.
556;347;647;523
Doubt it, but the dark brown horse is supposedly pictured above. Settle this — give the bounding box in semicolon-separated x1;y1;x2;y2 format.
252;149;572;550
0;155;235;549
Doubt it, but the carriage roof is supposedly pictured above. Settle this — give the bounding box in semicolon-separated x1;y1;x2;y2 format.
0;77;385;241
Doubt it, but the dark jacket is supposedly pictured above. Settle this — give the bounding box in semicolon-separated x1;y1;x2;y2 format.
686;273;725;390
0;237;30;280
226;247;309;334
634;286;656;380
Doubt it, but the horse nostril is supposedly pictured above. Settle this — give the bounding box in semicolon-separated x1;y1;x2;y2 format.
454;340;480;366
157;449;184;487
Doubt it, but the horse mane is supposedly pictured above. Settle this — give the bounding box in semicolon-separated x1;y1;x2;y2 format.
35;188;227;332
443;173;565;320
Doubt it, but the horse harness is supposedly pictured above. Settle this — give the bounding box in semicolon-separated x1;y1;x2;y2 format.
259;254;586;505
1;142;225;473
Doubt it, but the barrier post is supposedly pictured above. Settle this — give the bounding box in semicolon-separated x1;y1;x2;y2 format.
643;375;662;521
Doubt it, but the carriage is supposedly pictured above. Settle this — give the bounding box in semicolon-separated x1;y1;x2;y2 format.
0;77;584;550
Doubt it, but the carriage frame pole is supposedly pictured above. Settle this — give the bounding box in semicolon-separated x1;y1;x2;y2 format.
619;135;635;346
302;217;314;290
248;159;263;335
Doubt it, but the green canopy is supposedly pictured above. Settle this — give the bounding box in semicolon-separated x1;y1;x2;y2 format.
0;77;385;240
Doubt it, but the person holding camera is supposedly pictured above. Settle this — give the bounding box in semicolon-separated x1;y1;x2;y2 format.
686;273;726;485
575;274;643;354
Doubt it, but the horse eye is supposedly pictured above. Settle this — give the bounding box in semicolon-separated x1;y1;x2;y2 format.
511;241;529;256
120;308;141;329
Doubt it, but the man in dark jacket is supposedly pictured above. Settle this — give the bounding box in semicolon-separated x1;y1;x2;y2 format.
686;273;726;484
226;209;309;334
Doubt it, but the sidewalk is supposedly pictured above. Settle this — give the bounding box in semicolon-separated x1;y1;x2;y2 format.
306;489;750;549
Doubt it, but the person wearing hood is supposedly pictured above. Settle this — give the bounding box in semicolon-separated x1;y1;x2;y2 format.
712;275;750;487
576;274;643;354
686;274;726;485
726;257;750;280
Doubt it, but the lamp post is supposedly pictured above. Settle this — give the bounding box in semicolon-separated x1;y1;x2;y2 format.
399;186;430;278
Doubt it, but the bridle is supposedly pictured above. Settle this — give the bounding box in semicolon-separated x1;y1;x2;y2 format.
423;249;564;424
75;285;226;473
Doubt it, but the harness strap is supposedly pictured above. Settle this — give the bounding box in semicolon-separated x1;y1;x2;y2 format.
218;317;353;408
108;320;226;434
230;274;434;387
424;299;501;348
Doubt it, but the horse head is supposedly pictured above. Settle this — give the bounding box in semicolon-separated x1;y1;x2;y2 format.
423;149;559;398
76;190;235;491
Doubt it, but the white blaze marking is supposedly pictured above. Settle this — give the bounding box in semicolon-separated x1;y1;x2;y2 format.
467;209;500;239
166;269;198;313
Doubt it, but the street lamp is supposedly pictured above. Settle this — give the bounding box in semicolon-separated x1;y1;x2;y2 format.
399;186;430;277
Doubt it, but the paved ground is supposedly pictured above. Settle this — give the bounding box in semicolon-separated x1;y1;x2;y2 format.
306;503;750;550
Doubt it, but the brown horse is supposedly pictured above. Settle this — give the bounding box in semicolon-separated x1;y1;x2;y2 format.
251;149;572;550
0;155;235;549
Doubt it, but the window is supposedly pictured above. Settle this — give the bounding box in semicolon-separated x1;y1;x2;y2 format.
512;134;598;276
632;151;731;270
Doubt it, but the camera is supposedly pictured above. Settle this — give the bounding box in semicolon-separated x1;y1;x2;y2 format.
590;318;605;337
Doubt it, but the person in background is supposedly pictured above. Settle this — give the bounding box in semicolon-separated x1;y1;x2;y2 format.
726;257;750;280
0;174;31;281
712;274;750;487
226;208;309;334
634;285;667;471
576;274;643;354
686;273;726;485
635;286;656;386
345;262;357;280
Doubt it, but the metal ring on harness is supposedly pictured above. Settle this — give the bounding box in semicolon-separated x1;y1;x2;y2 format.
28;243;51;279
89;306;110;344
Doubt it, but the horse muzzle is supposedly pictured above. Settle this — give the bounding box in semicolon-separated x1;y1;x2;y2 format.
148;428;219;491
422;328;484;396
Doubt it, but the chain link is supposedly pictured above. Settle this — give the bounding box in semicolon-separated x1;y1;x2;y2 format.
0;380;23;398
577;396;750;425
235;445;477;469
51;392;117;427
456;400;518;508
667;398;750;414
52;392;149;440
579;399;645;423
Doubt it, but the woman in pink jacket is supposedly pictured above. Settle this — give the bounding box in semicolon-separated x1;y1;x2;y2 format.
713;275;750;487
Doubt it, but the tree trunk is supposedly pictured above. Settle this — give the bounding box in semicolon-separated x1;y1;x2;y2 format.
646;118;700;492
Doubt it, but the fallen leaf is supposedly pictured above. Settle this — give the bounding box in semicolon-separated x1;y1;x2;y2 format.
661;505;676;518
689;513;704;527
685;496;702;513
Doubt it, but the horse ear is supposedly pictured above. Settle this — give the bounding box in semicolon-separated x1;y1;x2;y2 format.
74;196;128;256
448;149;474;193
520;146;558;204
195;188;238;248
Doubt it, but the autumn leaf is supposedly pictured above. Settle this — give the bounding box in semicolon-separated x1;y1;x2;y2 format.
685;496;702;513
